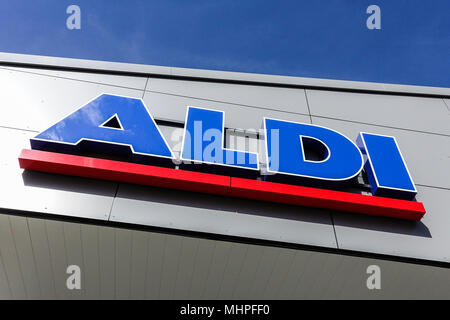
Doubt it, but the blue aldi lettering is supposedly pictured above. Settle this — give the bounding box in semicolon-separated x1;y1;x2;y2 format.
31;94;175;164
180;106;259;171
262;118;363;182
30;94;417;200
357;133;417;200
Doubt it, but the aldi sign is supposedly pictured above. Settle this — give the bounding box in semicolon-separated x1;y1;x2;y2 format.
18;94;426;220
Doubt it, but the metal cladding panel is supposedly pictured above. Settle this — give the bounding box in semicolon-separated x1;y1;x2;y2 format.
312;117;450;190
444;99;450;112
109;183;338;248
0;212;449;299
147;77;310;115
143;90;311;129
306;89;450;135
169;66;389;92
0;66;148;90
0;127;117;220
0;68;145;132
331;186;450;263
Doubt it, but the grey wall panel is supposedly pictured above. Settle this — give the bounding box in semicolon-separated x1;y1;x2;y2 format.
172;236;199;299
109;183;337;249
80;224;101;299
8;216;41;299
256;247;296;300
0;127;118;220
25;218;57;299
188;238;216;299
332;257;372;300
147;77;309;115
274;250;315;299
311;117;450;189
0;246;11;299
129;230;149;300
0;211;449;299
110;184;239;234
331;185;450;263
304;253;350;299
1;66;148;90
114;228;133;299
244;246;283;299
42;219;69;299
63;223;85;299
0;215;27;299
144;232;166;299
98;227;116;299
216;243;248;300
202;241;233;299
143;91;311;130
232;200;337;247
26;218;57;299
319;254;363;299
158;234;183;300
0;68;144;132
307;89;450;135
289;251;332;299
230;243;265;299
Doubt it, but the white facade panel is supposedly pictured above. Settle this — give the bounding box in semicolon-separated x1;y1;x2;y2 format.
307;89;450;135
0;68;145;132
0;127;117;220
143;90;311;129
110;184;338;248
332;185;450;263
147;77;310;115
0;66;148;90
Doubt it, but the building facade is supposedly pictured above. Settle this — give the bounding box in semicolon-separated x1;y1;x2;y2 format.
0;52;449;299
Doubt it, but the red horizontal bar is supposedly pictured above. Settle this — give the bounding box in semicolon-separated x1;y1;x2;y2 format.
18;149;230;196
18;149;426;220
230;177;426;220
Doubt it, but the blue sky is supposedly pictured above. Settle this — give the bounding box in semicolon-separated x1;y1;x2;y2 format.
0;0;449;87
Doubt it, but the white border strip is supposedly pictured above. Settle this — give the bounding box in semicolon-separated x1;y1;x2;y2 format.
1;52;449;96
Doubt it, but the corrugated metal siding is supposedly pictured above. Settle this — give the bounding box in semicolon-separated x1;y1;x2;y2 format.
0;212;449;299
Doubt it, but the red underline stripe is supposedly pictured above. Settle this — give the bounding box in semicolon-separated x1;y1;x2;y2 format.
18;149;426;221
